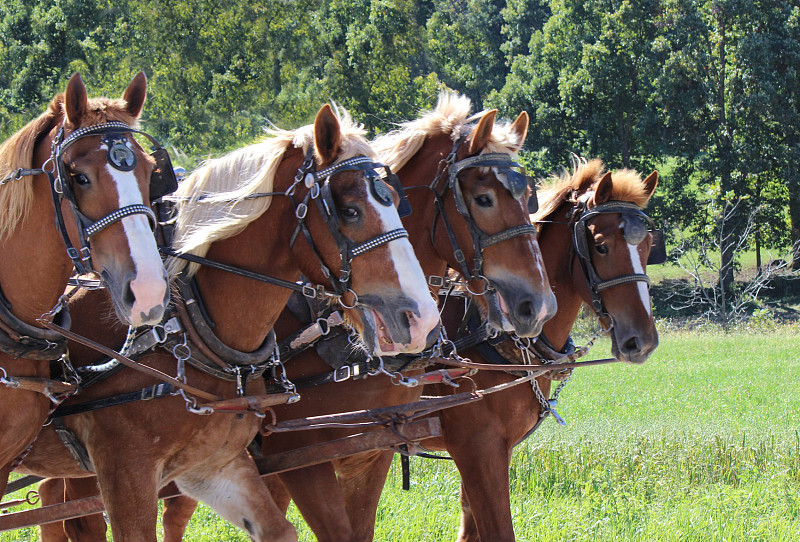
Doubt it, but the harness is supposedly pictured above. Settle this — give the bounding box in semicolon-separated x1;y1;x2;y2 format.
569;198;665;319
2;121;177;275
43;149;414;417
427;136;539;287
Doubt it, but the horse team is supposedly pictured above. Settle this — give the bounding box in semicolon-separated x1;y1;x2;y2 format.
0;73;660;541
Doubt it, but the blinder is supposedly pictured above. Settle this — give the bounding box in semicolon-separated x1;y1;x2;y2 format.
647;229;667;265
289;153;411;299
148;147;179;201
48;121;176;274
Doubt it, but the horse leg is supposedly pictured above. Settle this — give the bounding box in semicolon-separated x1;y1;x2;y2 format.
456;482;480;542
162;494;198;542
37;478;69;542
449;439;514;542
61;478;107;542
336;450;395;542
175;451;297;542
93;460;160;542
277;462;355;542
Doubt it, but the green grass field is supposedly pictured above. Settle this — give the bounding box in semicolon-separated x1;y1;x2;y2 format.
2;326;798;541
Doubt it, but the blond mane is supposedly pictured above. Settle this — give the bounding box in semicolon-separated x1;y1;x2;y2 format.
533;157;653;224
0;94;138;239
170;106;374;276
373;92;525;173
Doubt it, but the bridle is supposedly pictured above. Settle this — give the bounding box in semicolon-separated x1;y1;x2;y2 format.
3;120;177;275
428;134;539;290
287;149;411;303
569;198;665;319
164;148;411;307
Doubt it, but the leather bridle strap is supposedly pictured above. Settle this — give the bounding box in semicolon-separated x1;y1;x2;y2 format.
570;199;654;318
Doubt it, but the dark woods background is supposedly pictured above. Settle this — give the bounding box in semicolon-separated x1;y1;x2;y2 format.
2;0;800;269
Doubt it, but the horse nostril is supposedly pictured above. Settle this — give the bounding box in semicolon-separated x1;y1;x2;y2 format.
402;310;413;330
122;279;136;308
622;336;640;353
517;300;534;319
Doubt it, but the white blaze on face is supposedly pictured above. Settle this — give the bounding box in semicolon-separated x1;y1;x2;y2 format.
365;182;439;351
107;164;168;323
627;241;651;316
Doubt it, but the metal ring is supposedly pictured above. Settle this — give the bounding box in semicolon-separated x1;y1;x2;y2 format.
464;275;492;296
338;288;359;310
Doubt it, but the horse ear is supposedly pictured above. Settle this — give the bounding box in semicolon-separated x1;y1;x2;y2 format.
468;109;496;155
643;170;658;199
314;104;341;165
64;73;88;127
508;111;529;153
122;72;147;119
592;171;614;206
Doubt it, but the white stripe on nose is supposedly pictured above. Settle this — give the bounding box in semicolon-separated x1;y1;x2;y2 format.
628;242;651;316
108;165;168;320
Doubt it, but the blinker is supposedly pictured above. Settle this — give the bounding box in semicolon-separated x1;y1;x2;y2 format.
647;229;667;265
621;213;648;245
495;168;528;200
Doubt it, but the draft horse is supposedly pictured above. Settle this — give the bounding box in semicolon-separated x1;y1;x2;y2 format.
148;92;558;542
15;104;439;542
0;73;170;500
41;92;559;542
355;158;661;541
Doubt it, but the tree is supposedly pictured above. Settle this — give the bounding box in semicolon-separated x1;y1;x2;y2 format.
489;0;663;176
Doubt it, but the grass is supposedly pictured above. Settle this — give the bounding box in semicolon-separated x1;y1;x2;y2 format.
2;327;799;541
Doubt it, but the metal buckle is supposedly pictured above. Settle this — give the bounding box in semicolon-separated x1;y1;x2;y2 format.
333;365;351;382
428;275;444;287
140;384;161;401
302;284;317;298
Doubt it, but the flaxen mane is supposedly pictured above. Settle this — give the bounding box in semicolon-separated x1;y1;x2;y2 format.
0;94;139;239
373;92;524;172
533;157;652;226
170;106;374;276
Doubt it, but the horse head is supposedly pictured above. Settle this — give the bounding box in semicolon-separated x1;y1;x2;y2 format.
377;96;555;338
0;73;170;326
537;158;660;363
288;105;441;356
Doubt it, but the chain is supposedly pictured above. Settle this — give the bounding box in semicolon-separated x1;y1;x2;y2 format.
167;333;213;415
271;345;300;404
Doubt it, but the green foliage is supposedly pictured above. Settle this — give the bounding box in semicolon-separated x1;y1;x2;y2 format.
2;0;800;255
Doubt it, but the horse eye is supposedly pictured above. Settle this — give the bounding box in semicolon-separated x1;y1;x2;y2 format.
341;207;359;221
595;243;609;255
73;174;90;186
474;194;494;208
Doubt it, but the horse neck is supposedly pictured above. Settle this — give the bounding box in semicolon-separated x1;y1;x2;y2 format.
536;206;585;352
398;134;451;281
191;196;299;353
0;142;74;327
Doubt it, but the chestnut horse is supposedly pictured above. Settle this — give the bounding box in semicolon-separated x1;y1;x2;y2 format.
14;104;439;542
330;158;661;541
141;92;557;542
0;73;170;499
